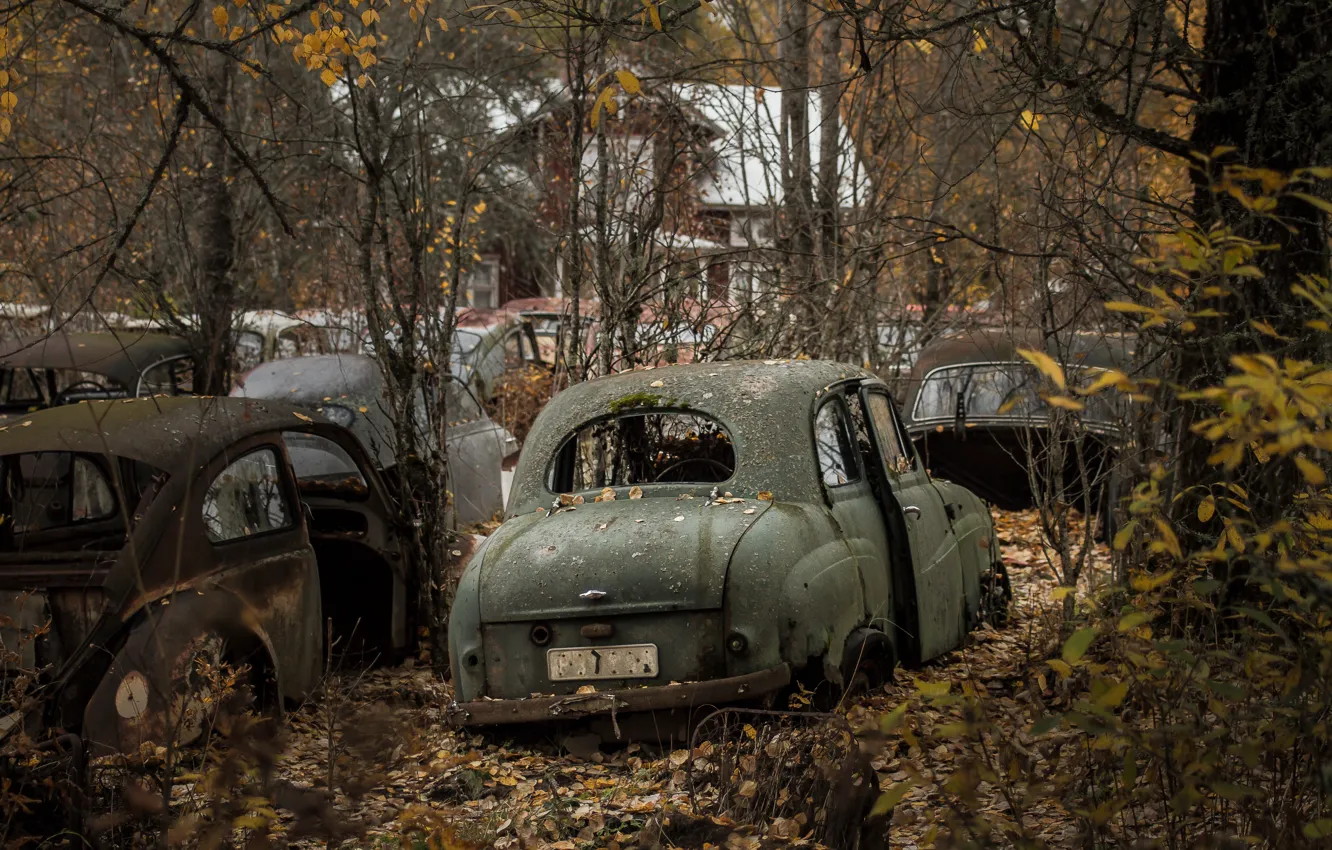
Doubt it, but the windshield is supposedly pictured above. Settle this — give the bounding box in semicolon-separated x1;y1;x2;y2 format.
635;323;716;346
549;411;735;492
913;363;1120;423
453;330;482;357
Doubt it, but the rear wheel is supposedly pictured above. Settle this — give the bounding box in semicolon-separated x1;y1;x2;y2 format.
839;628;897;701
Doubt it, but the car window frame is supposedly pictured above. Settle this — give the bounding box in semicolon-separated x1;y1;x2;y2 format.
812;395;863;491
201;444;298;546
862;387;919;473
136;354;197;398
546;407;738;494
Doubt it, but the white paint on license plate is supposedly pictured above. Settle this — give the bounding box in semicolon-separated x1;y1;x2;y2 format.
547;644;659;681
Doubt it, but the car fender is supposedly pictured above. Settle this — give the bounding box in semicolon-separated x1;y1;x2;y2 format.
448;534;493;701
81;589;280;756
932;479;994;623
724;503;865;681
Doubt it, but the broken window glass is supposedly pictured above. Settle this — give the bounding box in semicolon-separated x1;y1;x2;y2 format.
203;449;291;542
550;411;735;491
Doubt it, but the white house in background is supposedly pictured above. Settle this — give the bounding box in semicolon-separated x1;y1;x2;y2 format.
488;81;867;305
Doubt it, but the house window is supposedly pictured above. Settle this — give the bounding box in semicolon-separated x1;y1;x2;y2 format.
464;258;500;309
730;215;773;247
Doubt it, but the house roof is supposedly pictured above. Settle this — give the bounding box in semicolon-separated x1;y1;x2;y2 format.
673;83;869;210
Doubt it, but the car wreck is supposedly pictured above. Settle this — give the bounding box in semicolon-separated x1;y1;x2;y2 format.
0;331;196;412
900;328;1133;519
232;353;517;525
447;360;1006;728
0;397;408;756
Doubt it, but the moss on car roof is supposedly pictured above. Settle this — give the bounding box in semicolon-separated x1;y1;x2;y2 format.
0;396;327;473
507;359;873;514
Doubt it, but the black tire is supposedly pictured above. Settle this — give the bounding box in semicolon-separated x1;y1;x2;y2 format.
840;628;897;699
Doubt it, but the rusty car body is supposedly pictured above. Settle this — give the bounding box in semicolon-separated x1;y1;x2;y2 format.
0;397;407;755
232;353;517;525
0;331;196;414
447;360;1006;727
900;327;1133;522
501;298;599;368
453;308;546;400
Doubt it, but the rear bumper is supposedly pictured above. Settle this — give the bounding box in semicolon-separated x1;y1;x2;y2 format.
446;664;791;726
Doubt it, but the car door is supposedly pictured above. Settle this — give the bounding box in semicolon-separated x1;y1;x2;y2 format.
438;377;509;524
856;381;965;662
199;437;324;699
812;395;891;629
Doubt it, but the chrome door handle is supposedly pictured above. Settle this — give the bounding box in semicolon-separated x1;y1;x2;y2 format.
903;505;922;520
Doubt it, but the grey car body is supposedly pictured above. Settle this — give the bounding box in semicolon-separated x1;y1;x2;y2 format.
232;353;516;525
447;360;1005;726
0;332;196;413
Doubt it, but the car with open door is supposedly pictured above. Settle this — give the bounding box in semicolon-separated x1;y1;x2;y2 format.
0;331;196;413
232;353;517;525
0;396;409;756
446;360;1007;729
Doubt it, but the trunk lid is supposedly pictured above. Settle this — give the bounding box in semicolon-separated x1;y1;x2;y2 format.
478;497;769;622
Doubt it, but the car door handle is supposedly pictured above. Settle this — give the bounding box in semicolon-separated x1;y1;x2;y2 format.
903;505;922;520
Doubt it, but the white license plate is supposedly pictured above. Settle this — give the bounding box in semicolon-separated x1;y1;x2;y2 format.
547;644;659;681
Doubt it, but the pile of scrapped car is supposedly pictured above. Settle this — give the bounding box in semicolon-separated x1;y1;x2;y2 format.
0;325;1009;808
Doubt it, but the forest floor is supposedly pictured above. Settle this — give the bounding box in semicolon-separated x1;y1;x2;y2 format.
270;510;1113;849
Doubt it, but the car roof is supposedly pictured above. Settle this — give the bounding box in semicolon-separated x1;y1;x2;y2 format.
0;331;192;388
0;396;328;474
901;327;1137;425
508;359;873;514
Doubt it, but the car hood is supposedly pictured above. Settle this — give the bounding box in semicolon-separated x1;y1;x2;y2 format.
477;497;770;622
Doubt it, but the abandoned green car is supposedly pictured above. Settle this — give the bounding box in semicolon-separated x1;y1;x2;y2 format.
446;360;1007;726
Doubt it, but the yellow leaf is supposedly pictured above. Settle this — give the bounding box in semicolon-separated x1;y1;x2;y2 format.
212;5;229;28
913;678;950;698
1019;109;1041;131
0;116;10;137
643;0;662;30
0;91;16;112
1130;569;1175;592
1047;658;1073;678
615;69;641;96
320;68;337;86
1043;394;1085;411
972;32;987;52
1079;368;1129;395
362;8;378;25
1017;348;1066;389
1153;518;1183;558
1289;191;1332;217
436;16;449;30
589;85;616;129
0;70;8;88
1295;455;1327;486
1051;586;1075;601
1104;301;1155;314
1197;495;1216;522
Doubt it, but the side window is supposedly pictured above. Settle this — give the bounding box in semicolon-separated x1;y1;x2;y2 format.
865;392;915;473
814;400;859;488
503;330;524;369
139;356;195;396
282;433;366;487
72;457;116;521
5;369;48;406
202;449;292;543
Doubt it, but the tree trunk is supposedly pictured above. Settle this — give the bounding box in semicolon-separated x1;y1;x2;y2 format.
194;57;237;395
1174;0;1332;528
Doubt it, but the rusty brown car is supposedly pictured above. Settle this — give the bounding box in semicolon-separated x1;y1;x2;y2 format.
0;331;196;414
0;396;407;756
